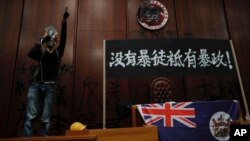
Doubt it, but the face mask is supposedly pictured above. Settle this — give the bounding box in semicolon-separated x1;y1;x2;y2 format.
47;40;55;48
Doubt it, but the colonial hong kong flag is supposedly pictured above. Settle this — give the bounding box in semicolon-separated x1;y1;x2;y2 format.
137;100;239;141
137;102;196;128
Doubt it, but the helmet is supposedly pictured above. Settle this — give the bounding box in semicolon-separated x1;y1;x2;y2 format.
70;122;86;130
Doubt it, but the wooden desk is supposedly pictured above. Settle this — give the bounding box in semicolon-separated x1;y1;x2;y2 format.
231;120;250;125
0;135;96;141
66;126;158;141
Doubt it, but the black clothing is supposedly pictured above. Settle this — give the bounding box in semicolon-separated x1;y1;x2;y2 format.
28;21;67;82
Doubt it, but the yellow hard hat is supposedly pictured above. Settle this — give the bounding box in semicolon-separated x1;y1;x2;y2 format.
70;122;86;130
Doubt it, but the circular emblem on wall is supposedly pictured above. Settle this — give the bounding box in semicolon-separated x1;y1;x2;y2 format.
137;0;169;30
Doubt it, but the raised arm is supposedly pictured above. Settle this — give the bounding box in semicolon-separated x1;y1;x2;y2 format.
57;7;70;57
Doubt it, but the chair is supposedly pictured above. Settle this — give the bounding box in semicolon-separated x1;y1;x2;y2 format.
150;77;173;103
132;77;174;127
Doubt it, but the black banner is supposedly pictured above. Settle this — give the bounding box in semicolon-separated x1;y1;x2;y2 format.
105;38;236;79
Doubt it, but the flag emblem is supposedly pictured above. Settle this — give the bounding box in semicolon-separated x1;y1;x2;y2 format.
209;111;231;140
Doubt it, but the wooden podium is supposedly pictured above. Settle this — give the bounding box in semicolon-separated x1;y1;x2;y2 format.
66;126;158;141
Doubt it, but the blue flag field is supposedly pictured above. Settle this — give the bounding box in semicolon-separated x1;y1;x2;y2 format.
137;100;239;141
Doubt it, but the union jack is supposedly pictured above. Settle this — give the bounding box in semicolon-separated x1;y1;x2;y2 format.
137;102;196;128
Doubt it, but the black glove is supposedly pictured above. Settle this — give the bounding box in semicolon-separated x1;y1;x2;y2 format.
40;35;51;44
63;7;70;21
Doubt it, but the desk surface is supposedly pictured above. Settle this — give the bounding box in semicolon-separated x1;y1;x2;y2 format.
231;120;250;125
66;126;158;141
0;135;96;141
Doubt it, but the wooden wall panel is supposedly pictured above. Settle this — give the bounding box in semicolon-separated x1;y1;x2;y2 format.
74;0;127;129
74;31;127;128
175;0;240;102
126;0;185;105
224;0;250;118
176;0;229;39
0;0;23;138
78;0;126;31
7;0;77;137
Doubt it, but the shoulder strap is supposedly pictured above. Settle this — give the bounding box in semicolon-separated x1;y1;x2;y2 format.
55;49;60;58
55;49;62;78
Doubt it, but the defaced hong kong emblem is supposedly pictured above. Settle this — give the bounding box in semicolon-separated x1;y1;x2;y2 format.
137;0;169;30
